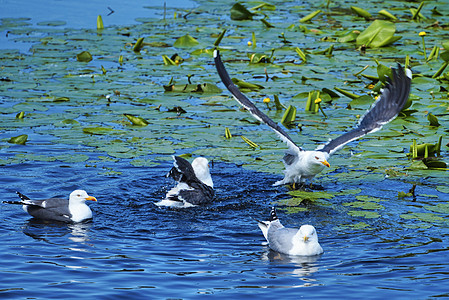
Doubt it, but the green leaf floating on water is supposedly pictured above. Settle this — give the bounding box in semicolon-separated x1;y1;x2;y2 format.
334;87;359;99
377;63;393;83
347;210;380;219
400;212;446;223
427;113;440;127
8;134;28;145
422;158;447;169
214;29;227;47
378;9;397;21
442;41;449;51
76;51;93;62
124;114;149;126
248;52;274;64
163;83;221;93
173;34;199;48
295;47;307;62
97;15;104;30
409;137;442;159
225;127;232;139
82;127;115;135
299;10;322;23
16;111;25;119
350;6;372;20
54;96;70;102
288;190;335;201
230;3;255;20
281;105;296;126
162;55;177;66
356;20;401;48
251;2;276;11
231;78;264;91
338;31;359;43
241;136;258;148
133;37;144;52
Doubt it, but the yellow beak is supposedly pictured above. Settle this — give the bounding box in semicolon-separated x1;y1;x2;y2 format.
303;236;309;242
321;160;330;167
86;196;97;202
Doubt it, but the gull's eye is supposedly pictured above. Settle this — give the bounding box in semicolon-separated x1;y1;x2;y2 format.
314;156;319;160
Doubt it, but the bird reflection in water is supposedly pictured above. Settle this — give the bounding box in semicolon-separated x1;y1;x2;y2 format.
22;218;93;245
261;249;322;285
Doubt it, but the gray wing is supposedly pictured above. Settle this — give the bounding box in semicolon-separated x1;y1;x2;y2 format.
267;227;298;254
26;197;72;222
320;64;411;155
26;204;72;222
214;49;303;156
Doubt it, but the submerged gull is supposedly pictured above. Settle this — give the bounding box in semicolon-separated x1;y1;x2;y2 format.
214;49;412;186
156;156;214;208
3;189;97;222
257;207;323;256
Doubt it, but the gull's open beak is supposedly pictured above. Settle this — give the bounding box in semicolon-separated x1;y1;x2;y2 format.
86;196;97;202
303;235;309;242
321;160;330;168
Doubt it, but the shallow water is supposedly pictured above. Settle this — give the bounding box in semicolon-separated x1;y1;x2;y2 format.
1;0;449;298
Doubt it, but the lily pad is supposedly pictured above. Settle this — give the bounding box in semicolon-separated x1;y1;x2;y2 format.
124;114;149;126
76;51;93;62
230;3;255;20
356;20;401;48
8;134;28;145
173;34;199;48
82;127;115;135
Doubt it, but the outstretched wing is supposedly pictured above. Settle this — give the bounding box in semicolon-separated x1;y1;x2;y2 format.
214;49;303;156
319;64;412;155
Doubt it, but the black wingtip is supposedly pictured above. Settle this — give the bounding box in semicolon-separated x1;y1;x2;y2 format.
16;191;30;201
268;207;278;221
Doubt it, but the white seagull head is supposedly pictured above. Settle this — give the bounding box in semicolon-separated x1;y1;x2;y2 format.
69;190;97;204
305;150;330;170
288;224;323;256
297;224;319;243
191;157;214;188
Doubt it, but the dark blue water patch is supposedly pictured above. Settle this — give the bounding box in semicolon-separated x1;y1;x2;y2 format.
1;154;449;298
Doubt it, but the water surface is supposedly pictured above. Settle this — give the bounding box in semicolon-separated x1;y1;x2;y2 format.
1;0;449;298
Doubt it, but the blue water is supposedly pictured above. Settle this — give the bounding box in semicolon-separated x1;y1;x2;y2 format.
1;143;449;298
1;0;449;298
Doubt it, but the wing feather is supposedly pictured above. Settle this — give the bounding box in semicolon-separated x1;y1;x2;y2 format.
214;49;303;154
320;64;411;155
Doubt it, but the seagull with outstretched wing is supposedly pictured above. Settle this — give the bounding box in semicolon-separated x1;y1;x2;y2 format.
214;49;412;186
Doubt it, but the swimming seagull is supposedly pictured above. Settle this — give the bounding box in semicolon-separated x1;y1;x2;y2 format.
214;49;412;186
257;207;323;256
3;189;97;222
155;156;214;208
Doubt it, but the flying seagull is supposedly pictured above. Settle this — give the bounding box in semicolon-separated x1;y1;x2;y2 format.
257;207;323;256
214;49;412;186
156;156;214;208
3;189;97;222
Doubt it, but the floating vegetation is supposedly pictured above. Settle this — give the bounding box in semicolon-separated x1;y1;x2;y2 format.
0;0;447;197
76;51;93;62
8;134;28;145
